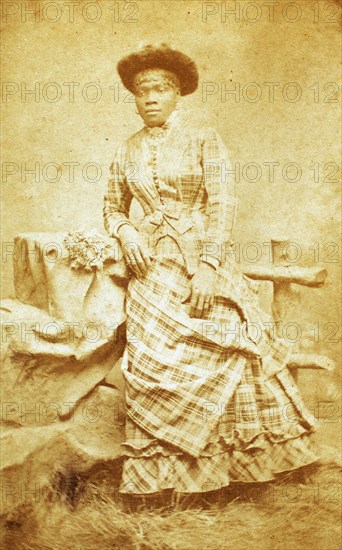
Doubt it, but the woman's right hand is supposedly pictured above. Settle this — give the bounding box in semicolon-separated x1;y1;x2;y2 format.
117;224;152;277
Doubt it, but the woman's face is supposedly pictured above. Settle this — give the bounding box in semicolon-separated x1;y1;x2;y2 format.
134;70;180;127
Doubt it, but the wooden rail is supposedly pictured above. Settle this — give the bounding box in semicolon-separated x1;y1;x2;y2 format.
243;266;327;287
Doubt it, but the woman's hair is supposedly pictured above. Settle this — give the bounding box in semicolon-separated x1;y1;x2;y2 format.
133;68;181;94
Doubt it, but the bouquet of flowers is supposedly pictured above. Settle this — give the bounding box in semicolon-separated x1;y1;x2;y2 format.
63;229;118;272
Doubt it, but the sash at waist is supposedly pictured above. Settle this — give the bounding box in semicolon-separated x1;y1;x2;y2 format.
134;201;232;275
139;203;207;237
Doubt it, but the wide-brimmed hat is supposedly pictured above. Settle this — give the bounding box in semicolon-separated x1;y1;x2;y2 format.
117;43;199;96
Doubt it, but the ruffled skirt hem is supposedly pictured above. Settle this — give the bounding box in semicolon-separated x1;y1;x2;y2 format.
119;432;319;494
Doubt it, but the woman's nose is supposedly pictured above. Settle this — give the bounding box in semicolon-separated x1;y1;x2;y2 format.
145;93;158;104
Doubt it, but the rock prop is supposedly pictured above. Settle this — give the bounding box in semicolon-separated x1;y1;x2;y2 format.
1;232;129;514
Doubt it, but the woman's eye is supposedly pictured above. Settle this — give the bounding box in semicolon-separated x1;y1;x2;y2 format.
136;86;168;97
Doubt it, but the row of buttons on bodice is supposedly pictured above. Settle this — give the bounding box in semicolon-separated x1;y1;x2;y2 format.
146;127;169;205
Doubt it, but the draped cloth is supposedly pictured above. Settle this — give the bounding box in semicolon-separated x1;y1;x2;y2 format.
104;112;318;494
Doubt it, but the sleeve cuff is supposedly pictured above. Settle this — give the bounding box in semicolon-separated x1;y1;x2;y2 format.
111;220;133;238
199;254;220;270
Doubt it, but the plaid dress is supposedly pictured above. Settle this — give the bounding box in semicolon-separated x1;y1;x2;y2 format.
104;111;318;494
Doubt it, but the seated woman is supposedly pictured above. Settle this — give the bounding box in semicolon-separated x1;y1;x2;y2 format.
103;43;318;499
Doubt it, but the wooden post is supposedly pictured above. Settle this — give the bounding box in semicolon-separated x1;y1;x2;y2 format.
271;238;301;381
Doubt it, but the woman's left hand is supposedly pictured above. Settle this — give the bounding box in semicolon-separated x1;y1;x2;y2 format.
189;262;216;318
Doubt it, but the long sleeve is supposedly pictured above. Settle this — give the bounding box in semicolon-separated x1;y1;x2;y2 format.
200;127;237;266
103;144;133;238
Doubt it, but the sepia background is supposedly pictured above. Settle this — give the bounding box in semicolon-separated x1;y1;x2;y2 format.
2;0;341;406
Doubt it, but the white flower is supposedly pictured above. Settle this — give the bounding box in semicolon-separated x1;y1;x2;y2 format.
64;229;116;271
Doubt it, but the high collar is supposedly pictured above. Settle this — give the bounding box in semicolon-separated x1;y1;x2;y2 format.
144;109;181;137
